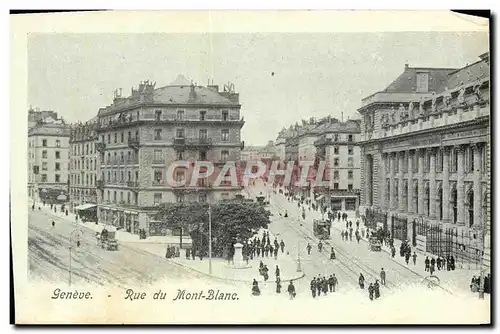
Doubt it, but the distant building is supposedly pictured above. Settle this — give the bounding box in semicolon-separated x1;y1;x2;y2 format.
95;76;245;236
28;121;71;202
357;53;490;268
240;141;275;161
28;107;59;130
69;118;100;209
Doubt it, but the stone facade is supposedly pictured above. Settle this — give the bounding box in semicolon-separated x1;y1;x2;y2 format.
95;77;245;236
69;120;99;209
358;53;490;268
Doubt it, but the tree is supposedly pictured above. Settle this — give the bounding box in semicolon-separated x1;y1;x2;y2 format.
155;200;271;258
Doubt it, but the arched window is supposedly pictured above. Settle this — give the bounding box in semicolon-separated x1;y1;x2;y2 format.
451;186;458;224
466;189;474;228
437;187;443;220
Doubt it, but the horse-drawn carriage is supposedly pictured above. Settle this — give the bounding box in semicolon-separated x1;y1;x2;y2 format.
313;219;331;240
96;226;118;251
368;236;382;251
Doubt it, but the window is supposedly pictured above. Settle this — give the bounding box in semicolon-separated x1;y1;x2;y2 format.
42;162;48;171
436;150;443;172
451;148;458;172
41;174;47;182
467;146;474;173
348;146;354;155
154;129;162;140
333;171;339;179
153;150;162;163
222;110;229;121
175;170;185;182
199;193;207;203
222;129;229;142
176;194;184;203
86;144;89;154
348;170;353;179
334;146;339;155
55;163;60;171
107;191;110;201
127;192;131;204
348;158;354;167
113;191;117;202
416;72;429;93
200;111;206;121
42;150;47;159
107;171;110;181
176;129;184;138
154;170;163;184
120;171;124;183
334;134;339;142
107;134;111;144
128;131;132;140
200;151;207;160
153;193;162;205
114;133;117;143
120;192;124;203
86;174;89;185
135;130;139;140
199;129;207;139
348;135;354;142
334;183;339;190
42;139;47;147
176;151;184;160
113;171;117;182
101;135;105;143
121;132;124;143
348;184;353;190
155;110;162;121
177;110;184;121
334;158;339;167
221;150;229;162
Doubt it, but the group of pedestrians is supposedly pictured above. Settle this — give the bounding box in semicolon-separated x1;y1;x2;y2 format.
425;255;455;275
470;273;491;294
251;278;296;299
247;232;286;261
309;274;339;297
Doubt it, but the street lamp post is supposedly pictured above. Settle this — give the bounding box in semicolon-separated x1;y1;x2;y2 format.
296;240;302;272
477;224;486;299
208;204;212;275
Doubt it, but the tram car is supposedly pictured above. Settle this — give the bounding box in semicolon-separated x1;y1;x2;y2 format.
313;219;331;240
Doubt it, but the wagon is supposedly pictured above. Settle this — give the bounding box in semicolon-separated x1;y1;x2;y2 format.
97;227;119;251
368;237;382;251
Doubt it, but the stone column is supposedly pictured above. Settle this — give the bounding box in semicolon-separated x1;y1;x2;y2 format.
473;143;483;227
407;150;413;213
429;147;437;218
442;147;451;223
456;145;466;226
418;148;425;215
365;155;372;207
379;153;386;209
389;153;396;210
398;152;404;211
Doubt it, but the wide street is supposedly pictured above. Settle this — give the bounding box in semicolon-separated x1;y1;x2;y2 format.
28;206;211;288
247;181;433;296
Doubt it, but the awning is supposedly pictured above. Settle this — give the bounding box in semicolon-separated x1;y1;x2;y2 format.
74;203;97;211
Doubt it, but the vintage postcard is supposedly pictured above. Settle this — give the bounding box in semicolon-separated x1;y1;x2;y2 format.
10;10;491;324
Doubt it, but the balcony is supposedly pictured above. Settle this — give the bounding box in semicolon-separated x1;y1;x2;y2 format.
173;137;213;149
96;142;106;153
127;181;139;192
128;137;140;150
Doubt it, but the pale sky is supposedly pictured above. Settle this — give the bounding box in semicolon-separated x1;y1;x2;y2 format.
28;32;488;145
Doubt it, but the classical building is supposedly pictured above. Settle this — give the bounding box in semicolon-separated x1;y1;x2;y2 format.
314;119;362;211
69;118;99;210
95;76;245;236
358;52;490;268
28;120;71;202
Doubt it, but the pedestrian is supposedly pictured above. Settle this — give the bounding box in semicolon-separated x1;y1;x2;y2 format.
436;257;442;270
252;279;261;296
412;252;417;265
263;265;269;281
275;265;280;279
273;246;278;260
316;275;323;296
430;257;436;273
330;248;336;260
306;243;312;255
380;268;386;285
425;257;430;272
405;251;410;265
310;278;317;298
276;277;282;294
374;280;380;299
356;220;360;229
51;221;55;227
368;283;374;301
318;241;323;253
191;248;196;260
358;273;365;289
349;229;353;241
268;245;273;258
356;230;360;244
287;281;296;299
341;231;344;241
331;274;338;292
450;256;456;271
280;239;285;253
338;212;341;221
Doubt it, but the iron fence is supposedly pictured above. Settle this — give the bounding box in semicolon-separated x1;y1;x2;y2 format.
391;215;408;241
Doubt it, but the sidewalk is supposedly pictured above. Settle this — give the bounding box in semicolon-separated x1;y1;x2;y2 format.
31;201;191;245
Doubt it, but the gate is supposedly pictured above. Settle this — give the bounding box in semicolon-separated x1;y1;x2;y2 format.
365;208;387;230
391;215;408;241
420;223;482;267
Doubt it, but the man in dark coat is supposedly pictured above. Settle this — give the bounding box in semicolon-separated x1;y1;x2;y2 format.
425;257;430;272
358;273;365;289
316;275;323;296
280;239;285;253
310;278;317;298
287;281;296;299
276;277;282;294
368;283;374;301
374;280;380;299
306;243;312;255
